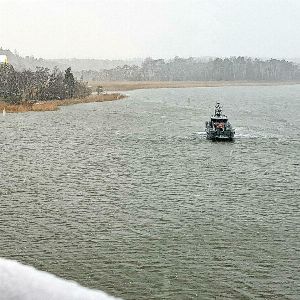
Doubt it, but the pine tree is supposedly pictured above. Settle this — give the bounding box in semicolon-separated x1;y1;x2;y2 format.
64;67;75;98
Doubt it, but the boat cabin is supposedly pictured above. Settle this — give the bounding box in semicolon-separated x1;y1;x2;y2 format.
210;117;228;130
211;117;228;122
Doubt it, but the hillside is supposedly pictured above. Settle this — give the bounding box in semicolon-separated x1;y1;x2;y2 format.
0;48;142;72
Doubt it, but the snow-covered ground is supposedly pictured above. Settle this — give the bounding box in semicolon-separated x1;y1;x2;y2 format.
0;258;121;300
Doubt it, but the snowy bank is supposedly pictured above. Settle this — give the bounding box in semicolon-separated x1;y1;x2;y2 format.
0;258;121;300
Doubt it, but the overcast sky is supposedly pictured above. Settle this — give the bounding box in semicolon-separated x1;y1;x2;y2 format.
0;0;299;59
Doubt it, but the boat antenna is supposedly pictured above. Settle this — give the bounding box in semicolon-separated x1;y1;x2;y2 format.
215;102;222;116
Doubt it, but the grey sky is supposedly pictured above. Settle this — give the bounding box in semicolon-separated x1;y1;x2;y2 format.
0;0;299;59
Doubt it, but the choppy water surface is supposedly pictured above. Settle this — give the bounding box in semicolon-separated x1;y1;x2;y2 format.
0;86;299;299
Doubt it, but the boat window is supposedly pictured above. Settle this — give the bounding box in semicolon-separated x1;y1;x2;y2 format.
212;119;227;122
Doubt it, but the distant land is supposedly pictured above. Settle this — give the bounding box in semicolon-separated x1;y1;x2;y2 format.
1;47;300;113
290;58;300;64
2;47;299;72
1;47;300;83
0;48;142;72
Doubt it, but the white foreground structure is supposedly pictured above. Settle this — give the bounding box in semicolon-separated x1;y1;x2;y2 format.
0;55;8;64
0;258;121;300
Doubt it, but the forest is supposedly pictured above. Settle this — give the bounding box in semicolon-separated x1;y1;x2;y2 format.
79;56;300;82
0;64;91;104
1;56;300;105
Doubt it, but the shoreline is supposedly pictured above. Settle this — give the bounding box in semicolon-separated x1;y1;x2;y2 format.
0;93;125;113
2;80;299;113
89;80;300;91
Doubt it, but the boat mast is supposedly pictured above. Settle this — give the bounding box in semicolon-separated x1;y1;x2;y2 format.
215;102;222;116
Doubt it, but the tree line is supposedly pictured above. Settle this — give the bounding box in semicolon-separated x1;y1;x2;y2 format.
0;64;91;104
79;56;300;82
0;48;142;72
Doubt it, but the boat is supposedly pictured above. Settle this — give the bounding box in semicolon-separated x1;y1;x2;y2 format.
205;102;235;141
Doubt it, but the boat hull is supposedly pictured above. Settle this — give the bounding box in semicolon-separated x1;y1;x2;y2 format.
206;129;234;141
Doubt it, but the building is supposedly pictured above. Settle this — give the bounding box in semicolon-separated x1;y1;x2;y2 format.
0;55;8;64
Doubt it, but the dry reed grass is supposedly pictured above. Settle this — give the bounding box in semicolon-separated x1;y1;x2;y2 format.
88;80;300;91
0;93;125;114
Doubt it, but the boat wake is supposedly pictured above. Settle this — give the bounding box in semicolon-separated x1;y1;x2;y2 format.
194;128;281;140
234;127;283;139
193;131;207;139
